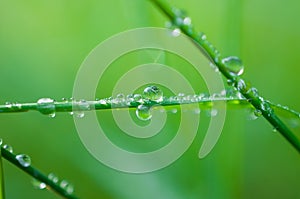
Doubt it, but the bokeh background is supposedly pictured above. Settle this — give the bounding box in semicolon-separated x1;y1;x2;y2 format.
1;0;300;198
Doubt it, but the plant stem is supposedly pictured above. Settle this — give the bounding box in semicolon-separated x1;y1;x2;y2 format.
150;0;300;152
0;149;4;199
0;147;79;199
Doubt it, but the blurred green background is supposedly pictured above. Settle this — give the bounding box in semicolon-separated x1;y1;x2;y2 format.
1;0;300;198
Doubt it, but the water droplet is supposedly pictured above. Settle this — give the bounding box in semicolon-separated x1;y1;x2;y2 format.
142;85;163;102
183;17;191;25
49;112;56;118
209;62;219;72
136;105;152;121
254;109;262;117
69;112;74;116
227;79;235;87
177;93;185;103
5;102;12;108
174;17;183;25
170;108;178;114
172;28;181;37
0;139;2;146
60;180;74;194
222;56;244;76
48;173;59;184
194;108;201;114
75;112;85;118
15;103;22;109
210;109;218;117
246;87;259;98
133;94;143;103
236;79;247;92
16;154;31;167
37;98;56;116
198;32;206;40
165;21;173;28
272;127;278;133
3;144;13;153
32;178;46;190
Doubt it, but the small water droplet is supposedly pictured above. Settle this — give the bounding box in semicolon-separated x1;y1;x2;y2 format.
60;180;74;194
177;93;185;103
3;144;13;153
171;108;178;114
133;94;143;103
172;28;181;37
227;79;235;87
210;109;218;117
165;21;173;28
49;112;56;118
142;85;163;102
37;98;56;116
272;127;278;133
15;103;22;109
16;154;31;167
5;102;12;108
254;109;262;117
246;87;259;98
236;79;247;92
194;108;201;114
222;56;244;76
198;32;206;40
75;112;85;118
69;112;74;116
48;173;59;184
183;17;191;25
0;138;2;146
32;178;46;190
136;105;152;121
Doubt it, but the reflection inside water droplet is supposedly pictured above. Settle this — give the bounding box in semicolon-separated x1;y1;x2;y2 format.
136;105;152;121
142;85;163;102
222;56;244;76
16;154;31;167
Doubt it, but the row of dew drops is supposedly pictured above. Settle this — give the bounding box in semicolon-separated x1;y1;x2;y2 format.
164;8;283;122
166;7;245;78
0;139;74;194
34;85;254;122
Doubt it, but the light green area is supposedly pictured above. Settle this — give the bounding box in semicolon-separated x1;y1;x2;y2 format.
0;0;300;199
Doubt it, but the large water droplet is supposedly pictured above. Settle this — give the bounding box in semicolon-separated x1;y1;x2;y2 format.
136;105;152;121
37;98;56;116
142;85;163;102
48;173;59;184
60;180;74;194
222;56;244;76
3;144;13;153
16;154;31;167
32;178;46;190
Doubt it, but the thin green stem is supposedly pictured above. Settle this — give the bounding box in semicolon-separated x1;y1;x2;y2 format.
1;147;79;199
0;96;250;114
0;148;4;199
150;0;300;152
